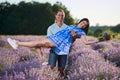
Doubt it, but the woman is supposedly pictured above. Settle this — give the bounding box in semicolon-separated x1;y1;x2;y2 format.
7;18;98;56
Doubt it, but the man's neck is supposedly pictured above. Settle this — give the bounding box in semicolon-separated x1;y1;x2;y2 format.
56;21;63;28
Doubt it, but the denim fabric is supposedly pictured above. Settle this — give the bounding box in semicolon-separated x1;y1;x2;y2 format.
48;50;67;69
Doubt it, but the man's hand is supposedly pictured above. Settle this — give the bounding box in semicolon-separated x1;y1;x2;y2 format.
71;30;77;43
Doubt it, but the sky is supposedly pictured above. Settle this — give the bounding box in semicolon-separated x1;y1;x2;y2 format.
0;0;120;26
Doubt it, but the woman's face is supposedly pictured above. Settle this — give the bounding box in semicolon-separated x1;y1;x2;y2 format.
55;11;65;22
77;21;88;29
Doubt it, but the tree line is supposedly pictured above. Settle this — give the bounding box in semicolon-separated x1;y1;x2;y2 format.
0;1;74;35
0;1;119;37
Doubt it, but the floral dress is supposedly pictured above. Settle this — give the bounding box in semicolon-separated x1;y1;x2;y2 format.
47;25;86;55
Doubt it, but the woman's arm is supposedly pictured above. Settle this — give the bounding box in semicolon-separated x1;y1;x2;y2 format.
81;36;98;45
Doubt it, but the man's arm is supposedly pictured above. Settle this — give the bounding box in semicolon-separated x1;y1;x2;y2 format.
71;30;77;43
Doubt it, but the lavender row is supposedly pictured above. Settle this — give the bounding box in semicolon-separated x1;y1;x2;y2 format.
0;35;120;80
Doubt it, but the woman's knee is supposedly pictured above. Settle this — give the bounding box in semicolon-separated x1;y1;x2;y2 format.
34;39;55;47
44;42;53;47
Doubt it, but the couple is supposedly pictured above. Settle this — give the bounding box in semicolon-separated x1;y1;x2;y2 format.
7;9;98;77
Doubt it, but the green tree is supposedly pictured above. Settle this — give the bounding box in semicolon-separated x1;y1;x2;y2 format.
0;1;75;35
94;29;103;37
52;2;74;25
111;24;120;33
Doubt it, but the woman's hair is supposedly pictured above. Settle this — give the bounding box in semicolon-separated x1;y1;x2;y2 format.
78;18;90;34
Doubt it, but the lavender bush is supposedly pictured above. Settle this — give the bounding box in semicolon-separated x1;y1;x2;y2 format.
0;35;120;80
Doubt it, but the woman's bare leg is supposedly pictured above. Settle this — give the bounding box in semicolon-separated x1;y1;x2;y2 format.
16;38;55;62
36;47;43;61
16;38;55;48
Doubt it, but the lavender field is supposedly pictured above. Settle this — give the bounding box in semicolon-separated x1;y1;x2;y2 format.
0;35;120;80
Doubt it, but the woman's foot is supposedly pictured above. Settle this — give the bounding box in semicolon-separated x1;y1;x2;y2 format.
7;38;18;49
38;54;48;66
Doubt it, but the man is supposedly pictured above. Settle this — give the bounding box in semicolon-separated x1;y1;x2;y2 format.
47;9;76;77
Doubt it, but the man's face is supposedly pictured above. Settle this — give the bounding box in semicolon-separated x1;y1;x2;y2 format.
55;11;65;22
